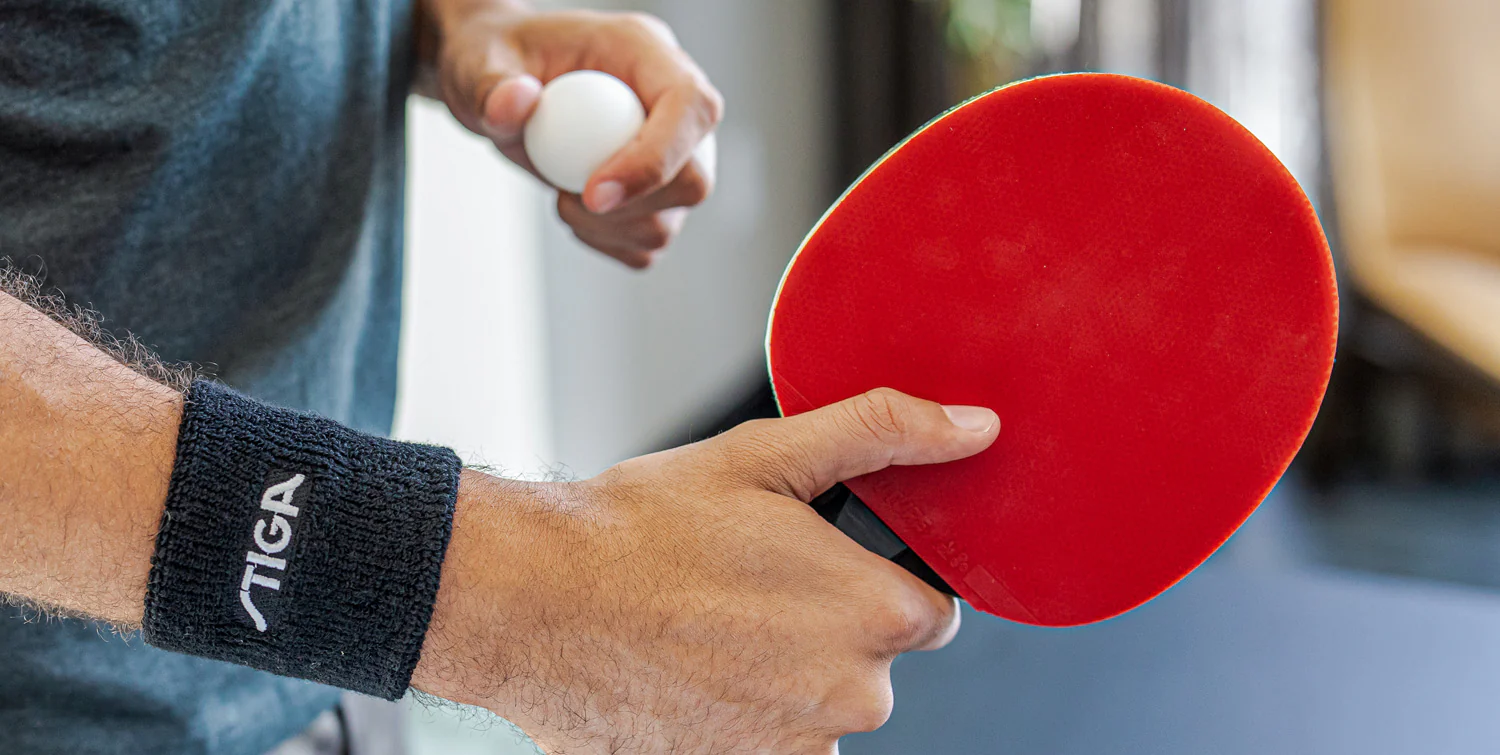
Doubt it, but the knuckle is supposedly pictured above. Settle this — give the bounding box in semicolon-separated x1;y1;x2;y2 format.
719;420;780;465
696;82;727;126
851;698;894;733
735;417;781;438
735;421;794;464
829;680;895;734
634;161;668;190
676;78;725;131
639;217;673;250
721;420;820;497
867;595;928;651
679;166;712;206
849;388;909;442
926;598;961;649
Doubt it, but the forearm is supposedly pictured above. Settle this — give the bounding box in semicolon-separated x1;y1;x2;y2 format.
0;271;469;698
0;287;183;627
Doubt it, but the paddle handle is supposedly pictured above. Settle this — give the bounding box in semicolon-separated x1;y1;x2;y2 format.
810;484;957;596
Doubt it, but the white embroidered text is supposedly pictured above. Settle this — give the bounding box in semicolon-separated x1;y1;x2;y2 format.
239;473;305;632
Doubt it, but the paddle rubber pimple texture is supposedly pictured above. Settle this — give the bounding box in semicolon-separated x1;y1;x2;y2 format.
767;74;1337;627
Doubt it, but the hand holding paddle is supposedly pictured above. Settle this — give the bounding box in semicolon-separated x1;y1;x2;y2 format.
770;73;1337;626
415;389;995;754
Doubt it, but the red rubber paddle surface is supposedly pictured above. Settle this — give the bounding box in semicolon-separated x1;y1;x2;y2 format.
767;74;1337;627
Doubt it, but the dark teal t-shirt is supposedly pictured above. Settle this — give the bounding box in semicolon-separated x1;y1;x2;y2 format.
0;0;416;751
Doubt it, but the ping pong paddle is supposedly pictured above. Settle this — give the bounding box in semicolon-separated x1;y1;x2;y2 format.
767;73;1337;627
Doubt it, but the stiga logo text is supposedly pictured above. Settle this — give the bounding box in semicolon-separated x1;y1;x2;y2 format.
239;472;306;632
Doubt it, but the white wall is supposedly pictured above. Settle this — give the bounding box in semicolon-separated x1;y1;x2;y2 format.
394;98;554;473
539;0;834;475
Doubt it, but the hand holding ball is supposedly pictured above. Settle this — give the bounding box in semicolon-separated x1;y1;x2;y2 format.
523;71;646;194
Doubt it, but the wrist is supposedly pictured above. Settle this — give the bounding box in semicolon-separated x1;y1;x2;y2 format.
109;382;184;626
143;380;462;700
409;469;584;706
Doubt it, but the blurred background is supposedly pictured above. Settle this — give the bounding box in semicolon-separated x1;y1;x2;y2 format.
393;0;1500;752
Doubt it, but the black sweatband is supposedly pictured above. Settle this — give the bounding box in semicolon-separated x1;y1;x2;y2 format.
143;380;462;700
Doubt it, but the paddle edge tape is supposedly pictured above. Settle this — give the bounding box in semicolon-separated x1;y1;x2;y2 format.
765;72;1339;626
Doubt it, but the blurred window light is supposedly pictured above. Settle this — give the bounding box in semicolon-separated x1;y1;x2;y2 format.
1099;0;1158;78
945;0;1033;60
395;98;554;472
942;0;1033;95
1031;0;1082;59
1187;0;1320;196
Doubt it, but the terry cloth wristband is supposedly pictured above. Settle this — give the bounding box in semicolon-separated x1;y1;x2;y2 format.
143;380;463;700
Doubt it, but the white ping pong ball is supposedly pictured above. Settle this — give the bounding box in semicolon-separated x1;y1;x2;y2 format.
523;70;646;194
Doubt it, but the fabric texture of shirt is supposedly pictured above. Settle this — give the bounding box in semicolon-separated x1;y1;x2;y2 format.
0;0;416;751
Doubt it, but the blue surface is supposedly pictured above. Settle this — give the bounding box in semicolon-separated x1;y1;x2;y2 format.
846;567;1500;754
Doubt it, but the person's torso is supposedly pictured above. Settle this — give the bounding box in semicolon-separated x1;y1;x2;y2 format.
0;0;415;751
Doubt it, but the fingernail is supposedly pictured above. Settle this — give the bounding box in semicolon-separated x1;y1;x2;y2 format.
942;405;998;434
587;181;626;214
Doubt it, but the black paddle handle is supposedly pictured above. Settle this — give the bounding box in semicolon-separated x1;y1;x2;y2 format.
810;483;957;596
